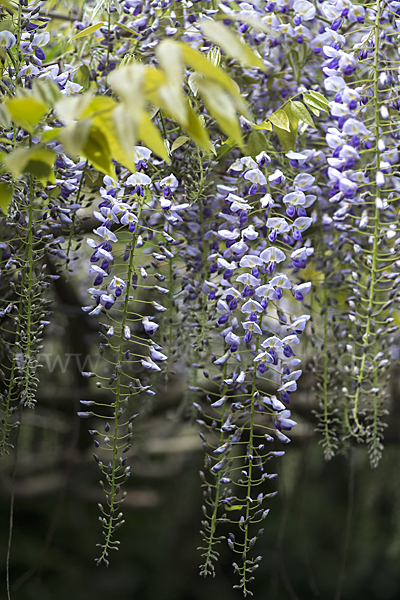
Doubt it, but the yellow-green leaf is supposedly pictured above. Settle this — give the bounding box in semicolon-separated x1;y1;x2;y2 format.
55;92;93;122
171;136;189;152
32;79;62;106
253;120;272;131
58;120;92;158
80;95;116;119
157;40;184;86
200;19;264;70
93;109;136;172
308;90;329;106
288;50;301;83
4;147;55;184
290;100;314;128
138;111;170;162
115;21;139;36
82;125;115;178
5;96;48;132
303;93;328;114
70;22;104;40
273;104;298;152
179;42;241;98
109;64;146;112
268;109;290;132
196;78;243;148
0;182;12;214
0;0;16;12
226;505;245;511
0;104;11;129
184;106;212;151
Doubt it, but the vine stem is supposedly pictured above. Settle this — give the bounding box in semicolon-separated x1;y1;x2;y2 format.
104;4;112;91
97;192;146;564
196;147;208;346
6;408;22;600
351;0;381;433
23;173;35;407
241;333;261;595
315;195;334;457
201;362;228;575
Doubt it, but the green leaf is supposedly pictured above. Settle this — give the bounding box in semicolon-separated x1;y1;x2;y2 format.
288;50;301;83
303;96;320;116
137;111;170;162
75;64;91;90
70;22;104;40
94;110;136;172
253;120;272;131
303;93;328;114
58;120;92;158
5;96;48;132
273;104;298;152
195;78;243;148
92;0;108;19
184;106;212;151
308;90;329;106
0;104;11;129
55;92;93;122
32;79;61;106
216;137;235;162
290;100;314;128
80;95;116;119
226;505;245;511
171;136;189;152
0;20;15;33
0;0;16;12
246;130;267;158
0;182;12;214
4;147;55;184
268;109;290;132
200;19;264;70
179;43;241;98
115;21;139;36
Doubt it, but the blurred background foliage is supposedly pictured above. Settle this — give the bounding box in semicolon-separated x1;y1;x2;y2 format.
1;267;400;599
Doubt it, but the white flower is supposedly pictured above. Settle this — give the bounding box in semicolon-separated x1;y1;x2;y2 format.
126;172;151;186
261;336;283;350
241;299;264;313
293;217;313;232
0;30;16;49
133;146;152;161
260;247;286;264
32;32;51;47
93;226;118;243
293;0;316;20
226;193;252;212
282;191;306;207
270;273;292;289
239;255;264;268
244;168;267;186
160;174;179;191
